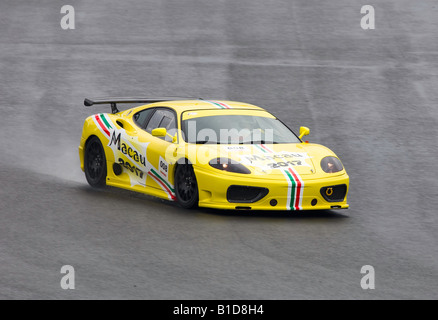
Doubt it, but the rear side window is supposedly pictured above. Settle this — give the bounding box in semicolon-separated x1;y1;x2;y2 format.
145;108;177;141
159;115;173;129
133;108;154;128
146;109;176;132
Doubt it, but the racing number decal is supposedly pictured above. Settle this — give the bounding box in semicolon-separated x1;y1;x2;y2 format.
159;156;169;179
254;144;304;210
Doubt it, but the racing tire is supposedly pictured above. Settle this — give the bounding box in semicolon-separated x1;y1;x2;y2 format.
175;161;199;209
84;136;107;188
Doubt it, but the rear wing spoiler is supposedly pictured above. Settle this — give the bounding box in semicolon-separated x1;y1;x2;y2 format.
84;97;202;114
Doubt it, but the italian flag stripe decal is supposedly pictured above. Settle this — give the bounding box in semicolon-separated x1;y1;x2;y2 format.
95;114;111;137
148;171;176;200
255;144;304;210
283;166;304;211
148;168;176;200
100;113;113;130
150;168;175;193
204;100;231;109
254;144;267;153
284;169;296;209
288;167;303;210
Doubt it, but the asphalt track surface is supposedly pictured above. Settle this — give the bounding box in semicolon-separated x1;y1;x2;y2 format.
1;0;438;299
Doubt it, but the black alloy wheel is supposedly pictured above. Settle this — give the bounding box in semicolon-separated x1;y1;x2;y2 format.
84;136;107;187
175;161;199;209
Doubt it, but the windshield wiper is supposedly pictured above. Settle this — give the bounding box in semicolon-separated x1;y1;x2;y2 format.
244;140;279;144
195;140;218;144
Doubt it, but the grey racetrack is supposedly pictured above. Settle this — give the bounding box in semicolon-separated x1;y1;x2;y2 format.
1;0;438;299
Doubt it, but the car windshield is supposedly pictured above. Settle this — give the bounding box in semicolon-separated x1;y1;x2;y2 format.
181;115;300;144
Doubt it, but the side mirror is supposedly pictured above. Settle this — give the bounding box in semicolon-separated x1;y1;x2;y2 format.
152;128;167;137
151;128;178;143
299;126;310;139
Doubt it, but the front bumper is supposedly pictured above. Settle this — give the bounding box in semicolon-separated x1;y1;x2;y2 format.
194;166;349;211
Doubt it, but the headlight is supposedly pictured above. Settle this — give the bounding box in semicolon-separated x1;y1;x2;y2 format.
209;158;251;174
321;156;343;173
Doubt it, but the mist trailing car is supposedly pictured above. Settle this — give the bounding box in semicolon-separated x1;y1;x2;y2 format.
79;97;349;210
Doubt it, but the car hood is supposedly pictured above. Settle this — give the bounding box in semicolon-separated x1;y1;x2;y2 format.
191;143;338;177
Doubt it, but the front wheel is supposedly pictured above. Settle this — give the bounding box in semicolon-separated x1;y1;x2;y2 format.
175;161;199;209
84;136;107;187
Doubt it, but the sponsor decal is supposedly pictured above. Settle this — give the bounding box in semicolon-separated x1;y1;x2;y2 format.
326;187;333;196
96;114;175;199
242;153;308;164
241;148;311;171
109;132;147;167
118;158;145;179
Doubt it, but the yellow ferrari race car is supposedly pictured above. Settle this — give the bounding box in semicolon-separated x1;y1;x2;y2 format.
79;97;349;211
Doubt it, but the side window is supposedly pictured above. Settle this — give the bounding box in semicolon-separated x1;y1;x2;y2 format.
133;108;154;128
145;108;177;142
145;110;165;133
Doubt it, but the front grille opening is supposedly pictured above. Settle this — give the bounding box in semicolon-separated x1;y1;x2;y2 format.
227;186;269;203
320;184;347;202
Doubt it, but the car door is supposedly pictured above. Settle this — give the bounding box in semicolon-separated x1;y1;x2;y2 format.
107;108;154;188
141;108;178;199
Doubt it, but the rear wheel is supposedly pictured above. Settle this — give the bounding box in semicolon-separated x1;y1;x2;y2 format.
84;136;107;187
175;161;199;209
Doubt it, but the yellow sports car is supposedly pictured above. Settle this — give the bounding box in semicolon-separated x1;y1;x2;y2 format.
79;97;349;211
